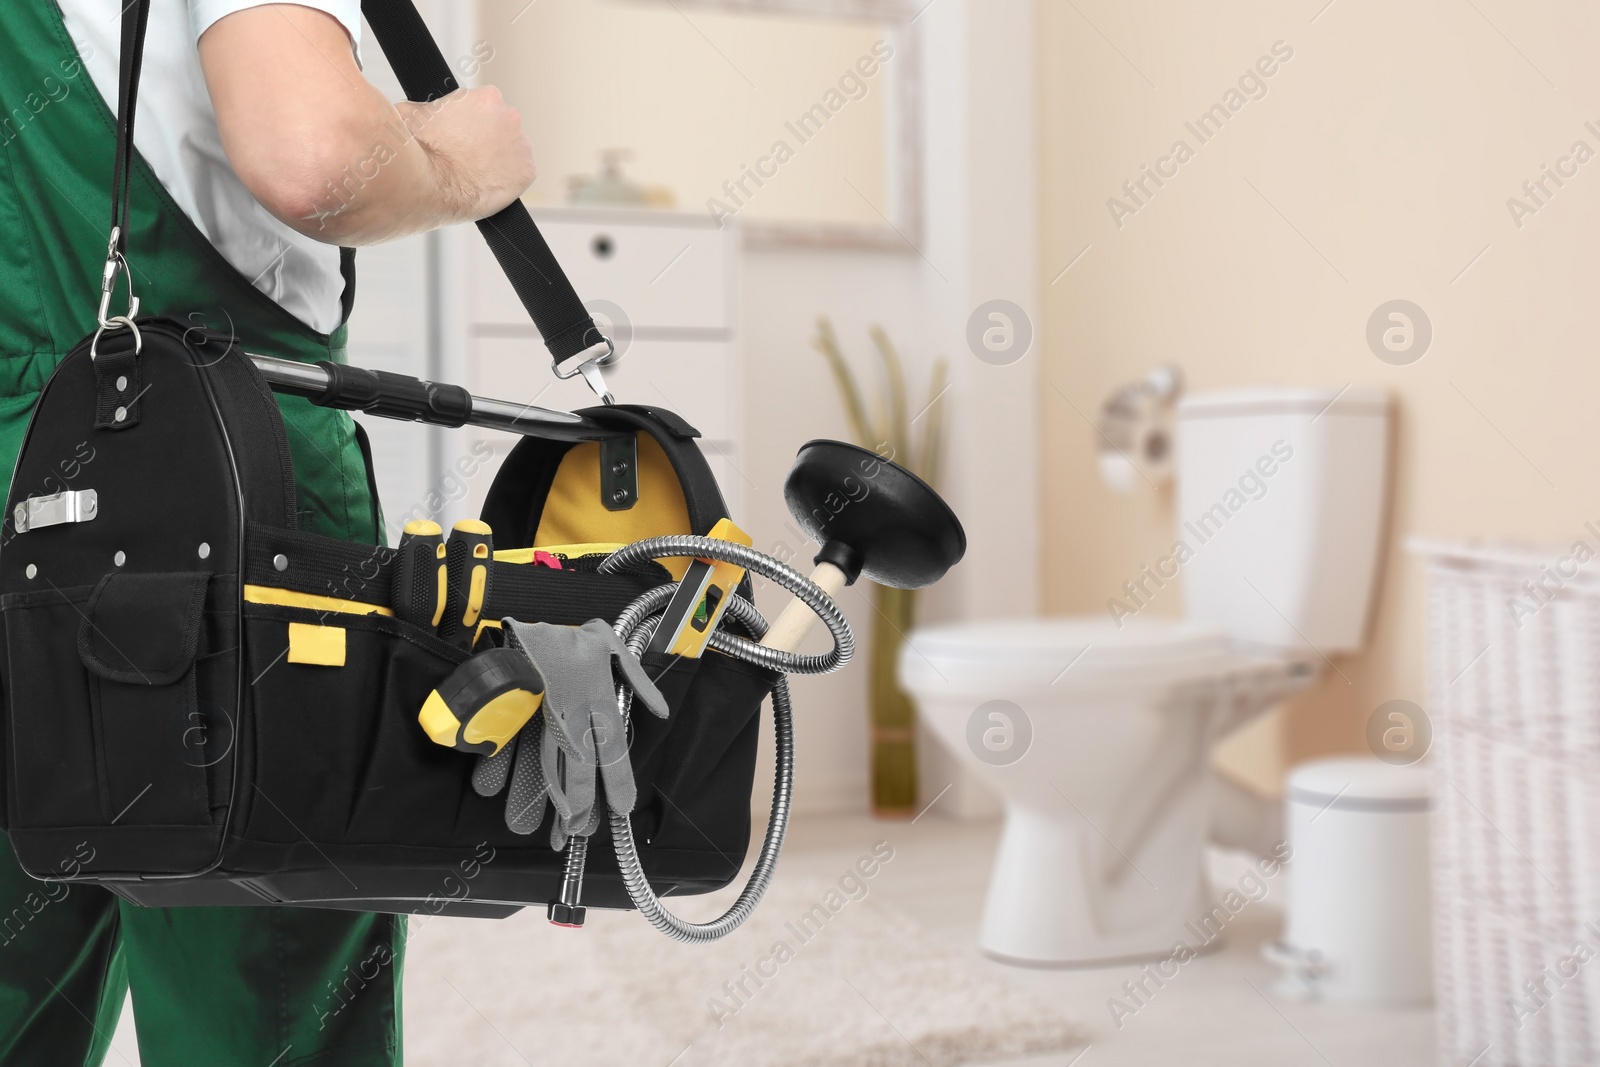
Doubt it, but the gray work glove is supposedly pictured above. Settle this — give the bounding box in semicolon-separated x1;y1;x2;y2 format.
470;717;548;837
472;619;668;848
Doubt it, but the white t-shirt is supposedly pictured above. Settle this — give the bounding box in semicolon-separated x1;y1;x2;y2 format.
58;0;363;335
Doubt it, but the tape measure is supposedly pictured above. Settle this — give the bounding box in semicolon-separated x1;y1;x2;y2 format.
418;647;545;756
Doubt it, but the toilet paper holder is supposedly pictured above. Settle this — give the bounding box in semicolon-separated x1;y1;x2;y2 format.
1095;364;1183;492
1262;938;1331;1000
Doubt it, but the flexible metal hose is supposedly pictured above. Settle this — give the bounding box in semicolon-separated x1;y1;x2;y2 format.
601;535;856;675
596;535;854;942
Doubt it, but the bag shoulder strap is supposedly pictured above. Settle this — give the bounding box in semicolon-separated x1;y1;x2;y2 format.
107;1;150;262
105;0;606;378
359;1;606;374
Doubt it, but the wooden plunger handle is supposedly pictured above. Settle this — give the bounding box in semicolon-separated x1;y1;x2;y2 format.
759;562;849;653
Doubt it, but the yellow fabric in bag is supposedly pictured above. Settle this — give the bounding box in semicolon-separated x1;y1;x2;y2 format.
533;434;697;579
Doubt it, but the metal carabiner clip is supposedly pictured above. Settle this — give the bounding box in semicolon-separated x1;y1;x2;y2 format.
91;226;141;360
551;333;617;405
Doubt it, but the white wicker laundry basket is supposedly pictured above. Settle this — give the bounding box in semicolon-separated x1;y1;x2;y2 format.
1414;539;1600;1067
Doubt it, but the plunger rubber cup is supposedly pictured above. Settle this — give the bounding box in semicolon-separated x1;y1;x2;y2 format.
760;440;967;654
785;440;966;588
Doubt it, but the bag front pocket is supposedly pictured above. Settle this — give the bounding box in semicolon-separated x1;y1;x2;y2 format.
3;571;216;832
4;583;103;829
242;603;469;850
76;571;215;827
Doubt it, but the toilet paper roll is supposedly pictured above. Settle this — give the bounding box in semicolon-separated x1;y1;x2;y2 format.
1095;369;1179;491
1099;451;1139;494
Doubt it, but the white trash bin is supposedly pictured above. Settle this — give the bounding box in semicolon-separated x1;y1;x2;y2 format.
1273;756;1433;1004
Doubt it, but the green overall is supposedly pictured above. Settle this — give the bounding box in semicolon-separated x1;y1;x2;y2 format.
0;4;405;1064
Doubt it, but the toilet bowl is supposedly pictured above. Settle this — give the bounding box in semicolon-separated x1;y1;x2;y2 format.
900;386;1391;966
903;617;1307;964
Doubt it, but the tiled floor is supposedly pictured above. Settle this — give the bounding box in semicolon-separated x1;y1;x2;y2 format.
107;812;1435;1065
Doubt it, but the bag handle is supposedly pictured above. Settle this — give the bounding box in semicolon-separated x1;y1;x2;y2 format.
102;0;611;392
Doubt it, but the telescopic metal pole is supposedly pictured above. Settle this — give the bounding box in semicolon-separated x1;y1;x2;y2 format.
249;352;614;442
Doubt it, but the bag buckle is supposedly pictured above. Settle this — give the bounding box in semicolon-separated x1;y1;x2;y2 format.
92;227;142;360
551;335;616;405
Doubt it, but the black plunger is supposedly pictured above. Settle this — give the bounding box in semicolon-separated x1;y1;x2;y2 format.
761;440;967;653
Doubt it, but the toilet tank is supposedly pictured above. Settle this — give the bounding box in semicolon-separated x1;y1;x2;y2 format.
1174;387;1390;656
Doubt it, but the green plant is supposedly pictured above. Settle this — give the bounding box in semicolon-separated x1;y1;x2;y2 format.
812;317;947;817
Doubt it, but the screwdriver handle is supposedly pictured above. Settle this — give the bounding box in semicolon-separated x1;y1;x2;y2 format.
441;519;494;649
392;519;445;629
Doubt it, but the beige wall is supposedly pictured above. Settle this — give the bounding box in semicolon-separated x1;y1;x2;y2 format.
1038;1;1600;782
480;0;890;226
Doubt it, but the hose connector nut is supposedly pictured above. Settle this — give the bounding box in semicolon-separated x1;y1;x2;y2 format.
547;901;587;928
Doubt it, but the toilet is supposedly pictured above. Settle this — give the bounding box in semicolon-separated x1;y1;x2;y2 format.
900;386;1391;966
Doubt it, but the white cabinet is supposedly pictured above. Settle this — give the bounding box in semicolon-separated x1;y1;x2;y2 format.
461;206;743;523
470;210;733;334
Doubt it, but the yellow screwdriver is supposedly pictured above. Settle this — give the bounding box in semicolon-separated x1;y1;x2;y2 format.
440;519;494;650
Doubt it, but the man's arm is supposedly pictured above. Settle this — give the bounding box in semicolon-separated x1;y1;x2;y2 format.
198;4;535;246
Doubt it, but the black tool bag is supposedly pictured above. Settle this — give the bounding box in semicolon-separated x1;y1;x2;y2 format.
0;1;774;917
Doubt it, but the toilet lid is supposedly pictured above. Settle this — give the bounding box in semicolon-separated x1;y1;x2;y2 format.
1179;385;1389;418
911;616;1229;669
